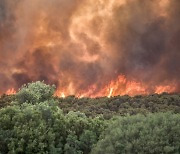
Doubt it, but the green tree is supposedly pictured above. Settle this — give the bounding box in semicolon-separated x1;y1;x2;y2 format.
0;102;106;153
92;112;180;154
0;102;64;153
64;134;82;154
16;81;55;104
79;130;98;154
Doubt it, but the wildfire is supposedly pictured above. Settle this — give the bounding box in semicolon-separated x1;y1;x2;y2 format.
155;85;176;94
6;88;16;95
96;75;147;97
54;75;176;98
0;0;179;97
55;91;66;98
60;93;66;98
1;76;177;98
108;88;114;98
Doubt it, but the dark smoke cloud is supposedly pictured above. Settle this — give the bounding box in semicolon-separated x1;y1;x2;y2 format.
103;0;180;90
0;0;180;95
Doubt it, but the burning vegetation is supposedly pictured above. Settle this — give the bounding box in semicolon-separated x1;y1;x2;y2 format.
0;0;180;97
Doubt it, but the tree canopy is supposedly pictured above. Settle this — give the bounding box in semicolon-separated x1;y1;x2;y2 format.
92;112;180;154
0;81;179;153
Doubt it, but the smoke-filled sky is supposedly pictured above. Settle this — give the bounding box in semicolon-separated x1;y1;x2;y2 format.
0;0;180;97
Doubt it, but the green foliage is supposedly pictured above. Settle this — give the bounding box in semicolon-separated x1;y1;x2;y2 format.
64;134;82;154
0;102;57;153
0;82;179;153
0;94;15;108
16;81;55;104
0;101;106;153
1;88;180;118
79;130;98;153
92;112;180;154
58;94;180;118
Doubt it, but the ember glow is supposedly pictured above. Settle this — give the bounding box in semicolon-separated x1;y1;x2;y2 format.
0;0;180;97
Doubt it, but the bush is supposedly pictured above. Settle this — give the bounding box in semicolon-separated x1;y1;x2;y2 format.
92;112;180;154
0;102;106;153
16;81;55;104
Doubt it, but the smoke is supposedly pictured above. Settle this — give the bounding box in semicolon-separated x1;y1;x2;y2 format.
0;0;180;96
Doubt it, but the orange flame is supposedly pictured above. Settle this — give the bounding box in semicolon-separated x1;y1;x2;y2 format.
98;75;147;97
2;77;176;97
6;88;16;95
54;75;176;98
55;90;66;98
155;85;176;94
108;88;114;98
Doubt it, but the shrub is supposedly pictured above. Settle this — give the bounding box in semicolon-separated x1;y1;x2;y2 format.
16;81;55;104
92;112;180;154
0;102;106;153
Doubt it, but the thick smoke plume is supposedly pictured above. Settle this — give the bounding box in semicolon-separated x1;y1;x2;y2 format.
0;0;180;97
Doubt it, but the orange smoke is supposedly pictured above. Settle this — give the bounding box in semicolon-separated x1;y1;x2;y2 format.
0;0;179;97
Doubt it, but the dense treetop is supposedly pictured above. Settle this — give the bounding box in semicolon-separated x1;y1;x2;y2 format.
92;112;180;154
1;90;180;119
0;81;179;153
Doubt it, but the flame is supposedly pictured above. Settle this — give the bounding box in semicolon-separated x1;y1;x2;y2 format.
2;75;176;97
99;75;147;97
155;85;176;94
6;88;16;95
108;88;114;98
60;93;66;98
54;75;176;98
55;90;66;98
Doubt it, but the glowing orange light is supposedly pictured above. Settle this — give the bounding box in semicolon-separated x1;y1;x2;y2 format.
108;88;113;98
155;85;176;94
6;88;16;95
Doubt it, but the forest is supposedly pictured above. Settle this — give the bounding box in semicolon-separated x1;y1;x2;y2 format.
0;81;179;154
